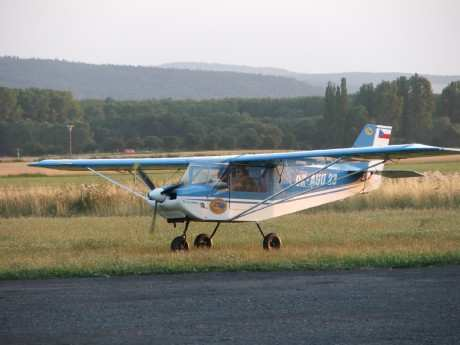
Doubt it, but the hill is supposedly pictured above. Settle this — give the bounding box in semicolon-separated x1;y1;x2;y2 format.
160;62;460;93
0;57;321;100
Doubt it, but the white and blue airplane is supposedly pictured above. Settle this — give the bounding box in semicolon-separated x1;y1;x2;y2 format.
31;124;460;251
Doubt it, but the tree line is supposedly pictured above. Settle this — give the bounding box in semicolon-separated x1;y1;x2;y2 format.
0;76;459;156
319;75;460;147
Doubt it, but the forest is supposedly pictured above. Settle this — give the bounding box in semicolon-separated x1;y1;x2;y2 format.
0;74;459;156
0;57;318;100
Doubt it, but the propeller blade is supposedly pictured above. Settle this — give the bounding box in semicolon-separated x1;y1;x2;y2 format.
150;201;158;234
137;169;156;190
161;183;181;195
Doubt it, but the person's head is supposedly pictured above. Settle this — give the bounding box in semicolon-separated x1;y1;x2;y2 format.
237;167;249;177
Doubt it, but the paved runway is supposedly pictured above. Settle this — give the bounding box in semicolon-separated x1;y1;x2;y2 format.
1;266;459;345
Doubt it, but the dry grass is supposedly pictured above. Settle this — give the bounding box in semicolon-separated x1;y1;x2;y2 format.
323;172;460;211
0;172;459;217
1;209;459;279
0;162;88;176
0;183;150;217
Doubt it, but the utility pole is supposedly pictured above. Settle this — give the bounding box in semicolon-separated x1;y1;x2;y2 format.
66;124;74;156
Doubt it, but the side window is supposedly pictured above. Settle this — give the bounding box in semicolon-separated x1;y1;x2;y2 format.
230;166;270;193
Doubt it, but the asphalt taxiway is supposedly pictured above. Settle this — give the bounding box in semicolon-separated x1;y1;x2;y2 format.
1;266;459;345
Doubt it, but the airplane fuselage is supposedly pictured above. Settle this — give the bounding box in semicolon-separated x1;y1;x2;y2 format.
154;162;382;222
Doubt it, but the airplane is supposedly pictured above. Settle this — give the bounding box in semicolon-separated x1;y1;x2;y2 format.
30;124;460;251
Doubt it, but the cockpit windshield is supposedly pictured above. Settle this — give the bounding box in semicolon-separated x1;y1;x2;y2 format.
181;163;273;194
180;163;229;186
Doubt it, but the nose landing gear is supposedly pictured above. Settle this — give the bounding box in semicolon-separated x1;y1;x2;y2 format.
170;221;190;252
170;235;189;251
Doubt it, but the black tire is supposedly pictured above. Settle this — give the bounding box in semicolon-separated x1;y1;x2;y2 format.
170;236;189;251
262;233;282;250
194;233;212;248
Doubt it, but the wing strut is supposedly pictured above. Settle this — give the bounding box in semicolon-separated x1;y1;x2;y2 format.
87;167;149;201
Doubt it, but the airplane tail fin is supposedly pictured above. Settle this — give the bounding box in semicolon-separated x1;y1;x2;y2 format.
352;124;392;191
353;124;392;148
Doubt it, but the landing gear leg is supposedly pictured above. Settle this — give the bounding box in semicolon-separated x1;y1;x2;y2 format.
171;221;190;252
194;223;220;249
256;223;282;250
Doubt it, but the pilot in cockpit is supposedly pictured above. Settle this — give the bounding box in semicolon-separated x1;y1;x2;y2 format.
231;166;258;192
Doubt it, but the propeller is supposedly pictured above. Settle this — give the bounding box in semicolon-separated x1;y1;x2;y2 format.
134;168;160;235
135;168;182;235
147;184;182;234
137;169;156;190
150;201;158;234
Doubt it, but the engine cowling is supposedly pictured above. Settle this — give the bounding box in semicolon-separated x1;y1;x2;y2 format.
148;188;166;202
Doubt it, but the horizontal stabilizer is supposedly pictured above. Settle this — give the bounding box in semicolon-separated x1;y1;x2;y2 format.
376;170;424;178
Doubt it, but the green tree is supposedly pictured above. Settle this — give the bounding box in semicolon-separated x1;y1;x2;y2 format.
338;78;348;145
396;76;410;138
163;136;181;151
354;83;375;117
373;81;402;132
439;81;460;123
144;136;163;150
344;105;369;146
324;82;337;124
406;74;434;142
322;82;343;147
0;87;19;121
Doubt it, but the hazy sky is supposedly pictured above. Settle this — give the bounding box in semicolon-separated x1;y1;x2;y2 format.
1;0;459;74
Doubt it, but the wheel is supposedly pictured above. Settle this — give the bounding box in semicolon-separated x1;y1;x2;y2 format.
194;233;212;248
171;236;189;251
263;233;282;250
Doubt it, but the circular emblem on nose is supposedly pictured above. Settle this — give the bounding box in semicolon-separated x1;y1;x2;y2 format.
365;127;374;136
209;198;227;214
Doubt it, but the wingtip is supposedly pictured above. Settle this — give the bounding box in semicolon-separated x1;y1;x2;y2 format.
441;147;460;154
28;161;41;167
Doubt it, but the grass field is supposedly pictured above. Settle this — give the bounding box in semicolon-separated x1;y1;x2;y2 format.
1;209;459;279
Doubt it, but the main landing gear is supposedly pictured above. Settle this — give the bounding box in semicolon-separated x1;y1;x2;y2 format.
170;221;282;251
256;223;282;250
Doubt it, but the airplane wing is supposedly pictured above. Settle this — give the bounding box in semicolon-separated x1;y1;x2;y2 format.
29;155;235;171
229;144;460;163
30;143;460;171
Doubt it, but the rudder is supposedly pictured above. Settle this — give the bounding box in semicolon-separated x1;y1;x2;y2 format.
353;124;392;148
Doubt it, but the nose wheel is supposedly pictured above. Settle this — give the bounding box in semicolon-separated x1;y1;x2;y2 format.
170;221;191;252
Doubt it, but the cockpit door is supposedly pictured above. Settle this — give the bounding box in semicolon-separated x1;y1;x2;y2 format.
206;163;231;217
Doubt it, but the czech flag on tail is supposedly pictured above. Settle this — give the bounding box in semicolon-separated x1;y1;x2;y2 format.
378;128;391;139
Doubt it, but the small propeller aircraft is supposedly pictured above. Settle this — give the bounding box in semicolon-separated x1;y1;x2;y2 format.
31;124;460;251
